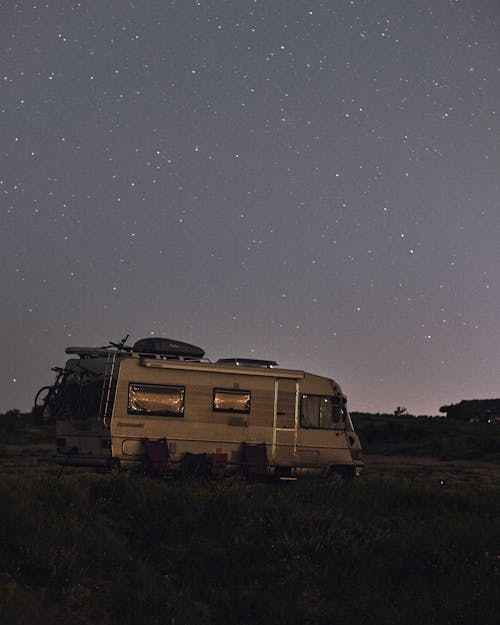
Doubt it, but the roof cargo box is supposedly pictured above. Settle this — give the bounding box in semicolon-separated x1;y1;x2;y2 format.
132;337;205;359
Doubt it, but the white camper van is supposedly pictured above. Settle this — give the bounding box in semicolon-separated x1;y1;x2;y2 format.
39;337;363;477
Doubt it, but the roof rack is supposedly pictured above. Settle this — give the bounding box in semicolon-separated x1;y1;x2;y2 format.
65;346;125;357
66;337;206;361
216;358;279;368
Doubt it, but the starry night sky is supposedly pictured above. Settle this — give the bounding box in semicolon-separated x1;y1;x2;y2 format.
2;1;499;416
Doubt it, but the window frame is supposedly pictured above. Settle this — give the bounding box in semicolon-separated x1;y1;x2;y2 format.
127;382;185;417
212;388;251;414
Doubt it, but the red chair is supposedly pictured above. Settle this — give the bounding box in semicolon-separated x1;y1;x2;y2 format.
145;437;172;477
241;442;269;477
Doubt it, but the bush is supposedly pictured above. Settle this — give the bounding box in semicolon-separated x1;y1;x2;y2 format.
352;413;500;460
0;410;26;443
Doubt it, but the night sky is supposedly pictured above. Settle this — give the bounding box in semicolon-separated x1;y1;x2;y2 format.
2;1;499;416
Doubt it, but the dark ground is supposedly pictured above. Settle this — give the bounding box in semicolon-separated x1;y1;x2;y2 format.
1;415;500;625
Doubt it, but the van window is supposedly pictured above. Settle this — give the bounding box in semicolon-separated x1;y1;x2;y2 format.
128;383;185;417
213;389;251;413
300;395;345;429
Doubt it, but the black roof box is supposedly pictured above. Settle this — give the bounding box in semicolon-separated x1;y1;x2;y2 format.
133;338;205;359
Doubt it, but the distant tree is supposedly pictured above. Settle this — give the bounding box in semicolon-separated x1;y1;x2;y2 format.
394;406;408;417
440;399;500;421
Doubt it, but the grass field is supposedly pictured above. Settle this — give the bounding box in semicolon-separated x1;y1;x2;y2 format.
1;412;500;625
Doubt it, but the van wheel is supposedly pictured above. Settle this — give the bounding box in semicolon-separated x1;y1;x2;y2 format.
324;465;355;483
274;466;293;480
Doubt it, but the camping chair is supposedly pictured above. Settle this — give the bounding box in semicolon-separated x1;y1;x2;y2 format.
241;442;269;478
145;437;173;478
211;453;228;478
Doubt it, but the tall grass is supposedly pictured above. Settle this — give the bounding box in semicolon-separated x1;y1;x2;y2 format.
1;473;499;625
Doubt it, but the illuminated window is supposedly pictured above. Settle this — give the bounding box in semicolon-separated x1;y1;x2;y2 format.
300;395;346;429
213;389;251;413
128;383;184;417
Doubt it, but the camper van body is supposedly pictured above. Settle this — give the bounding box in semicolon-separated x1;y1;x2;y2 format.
52;340;363;476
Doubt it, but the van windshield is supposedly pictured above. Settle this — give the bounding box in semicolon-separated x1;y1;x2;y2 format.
300;395;346;429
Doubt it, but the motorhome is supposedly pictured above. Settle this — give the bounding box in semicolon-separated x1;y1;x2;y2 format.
39;337;363;477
